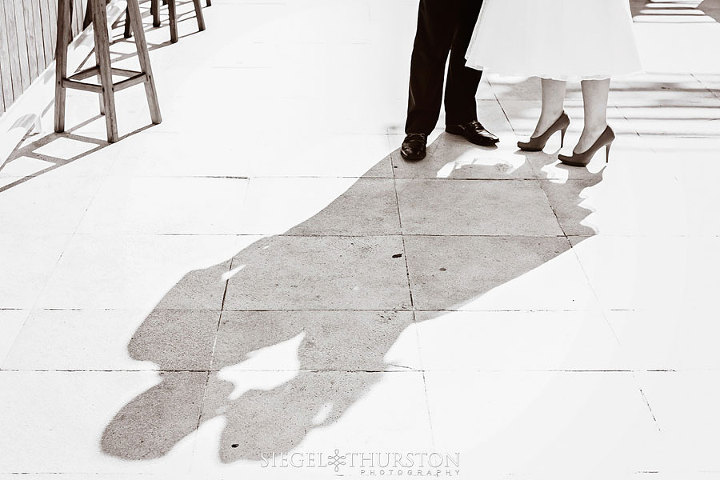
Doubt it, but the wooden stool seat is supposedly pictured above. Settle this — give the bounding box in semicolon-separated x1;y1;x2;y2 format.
54;0;162;143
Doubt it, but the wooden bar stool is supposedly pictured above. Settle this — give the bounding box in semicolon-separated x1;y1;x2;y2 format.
54;0;162;143
151;0;206;44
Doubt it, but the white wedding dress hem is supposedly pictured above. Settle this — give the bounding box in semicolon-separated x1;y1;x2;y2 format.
464;59;642;81
465;0;642;81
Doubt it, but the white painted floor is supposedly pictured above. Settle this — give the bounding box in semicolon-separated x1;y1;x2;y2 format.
1;0;720;479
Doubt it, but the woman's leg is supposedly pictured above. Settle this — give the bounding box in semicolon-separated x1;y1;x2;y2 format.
532;78;566;138
576;78;610;152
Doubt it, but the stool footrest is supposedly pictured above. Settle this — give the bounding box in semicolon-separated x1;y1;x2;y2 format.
111;67;142;77
68;66;100;81
62;79;103;93
114;72;148;91
63;67;148;93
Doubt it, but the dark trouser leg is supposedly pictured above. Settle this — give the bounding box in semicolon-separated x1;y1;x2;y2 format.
405;0;459;135
444;0;483;127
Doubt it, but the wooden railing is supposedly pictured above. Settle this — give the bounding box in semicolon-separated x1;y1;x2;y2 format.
0;0;88;116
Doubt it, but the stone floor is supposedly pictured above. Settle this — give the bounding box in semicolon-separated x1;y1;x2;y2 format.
1;0;720;479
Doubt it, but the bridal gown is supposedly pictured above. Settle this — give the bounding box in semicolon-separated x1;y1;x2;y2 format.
465;0;642;80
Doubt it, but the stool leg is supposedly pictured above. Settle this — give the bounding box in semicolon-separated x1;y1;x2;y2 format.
151;0;161;28
167;0;178;43
91;0;119;142
54;0;71;133
123;7;132;38
193;0;205;31
83;0;93;30
96;45;106;116
97;59;105;116
127;0;162;124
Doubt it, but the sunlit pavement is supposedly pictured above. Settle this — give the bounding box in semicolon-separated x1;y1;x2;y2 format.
1;0;719;478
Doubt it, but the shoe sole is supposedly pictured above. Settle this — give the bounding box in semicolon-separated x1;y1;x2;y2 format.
517;145;543;152
400;150;426;161
557;157;589;167
445;128;499;147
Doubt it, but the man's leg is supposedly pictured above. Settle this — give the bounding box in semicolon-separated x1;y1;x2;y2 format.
405;0;459;135
443;0;498;146
444;0;483;127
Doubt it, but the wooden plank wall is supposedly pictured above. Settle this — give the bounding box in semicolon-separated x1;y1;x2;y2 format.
0;0;88;115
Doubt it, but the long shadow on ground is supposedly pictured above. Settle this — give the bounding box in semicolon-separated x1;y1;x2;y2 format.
101;134;603;463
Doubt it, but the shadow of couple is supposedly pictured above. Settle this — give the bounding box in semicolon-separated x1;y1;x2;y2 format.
100;132;603;463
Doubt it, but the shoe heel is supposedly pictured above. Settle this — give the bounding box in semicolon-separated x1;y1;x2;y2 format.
605;143;612;163
560;126;568;148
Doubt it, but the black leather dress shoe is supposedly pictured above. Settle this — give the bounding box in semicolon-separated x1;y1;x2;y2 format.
400;133;427;161
446;120;499;147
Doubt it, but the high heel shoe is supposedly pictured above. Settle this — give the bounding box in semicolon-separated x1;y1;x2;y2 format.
558;126;615;167
517;112;570;152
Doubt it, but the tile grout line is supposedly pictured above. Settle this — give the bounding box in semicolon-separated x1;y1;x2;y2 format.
390;144;415;312
193;256;236;438
30;232;718;238
389;138;436;447
691;72;720;101
536;177;571;241
566;231;664;433
595;305;664;432
638;384;662;434
0;368;702;373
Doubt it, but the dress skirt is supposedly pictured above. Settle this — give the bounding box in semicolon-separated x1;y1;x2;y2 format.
465;0;642;80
